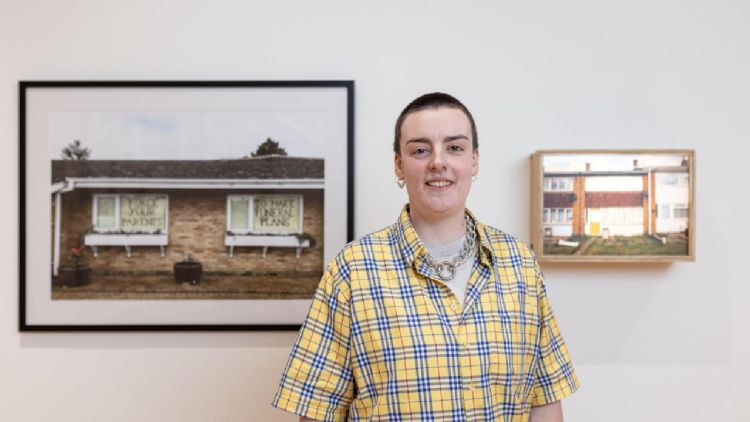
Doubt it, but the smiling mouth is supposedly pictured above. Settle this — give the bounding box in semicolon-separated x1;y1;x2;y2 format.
426;180;453;188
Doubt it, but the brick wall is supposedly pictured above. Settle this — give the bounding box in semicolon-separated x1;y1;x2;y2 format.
55;189;325;276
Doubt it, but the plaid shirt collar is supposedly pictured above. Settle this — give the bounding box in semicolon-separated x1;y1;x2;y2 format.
393;204;496;274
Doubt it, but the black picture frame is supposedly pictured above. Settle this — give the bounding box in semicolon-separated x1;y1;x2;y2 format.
20;80;354;331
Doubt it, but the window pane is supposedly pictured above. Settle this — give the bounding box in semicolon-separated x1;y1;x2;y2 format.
544;209;550;223
252;195;302;234
120;195;167;233
674;205;689;218
566;208;573;223
96;197;116;229
230;197;249;231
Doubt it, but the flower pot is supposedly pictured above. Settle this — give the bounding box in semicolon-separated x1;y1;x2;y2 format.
58;265;91;287
174;261;202;284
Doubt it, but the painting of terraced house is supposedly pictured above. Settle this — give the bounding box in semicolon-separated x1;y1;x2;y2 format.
530;150;695;263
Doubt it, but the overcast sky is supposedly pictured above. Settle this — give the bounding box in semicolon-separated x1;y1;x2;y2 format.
49;111;325;160
544;153;688;172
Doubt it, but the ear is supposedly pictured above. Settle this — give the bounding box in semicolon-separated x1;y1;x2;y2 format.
394;153;404;179
471;148;479;177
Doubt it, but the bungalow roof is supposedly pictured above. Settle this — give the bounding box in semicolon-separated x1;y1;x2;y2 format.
51;156;324;184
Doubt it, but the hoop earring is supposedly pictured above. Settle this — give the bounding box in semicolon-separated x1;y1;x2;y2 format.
472;175;478;183
397;178;406;189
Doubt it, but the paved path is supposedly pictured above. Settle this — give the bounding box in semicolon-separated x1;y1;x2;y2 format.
574;237;598;255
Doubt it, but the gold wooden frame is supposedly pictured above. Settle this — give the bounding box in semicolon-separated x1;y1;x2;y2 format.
530;149;696;264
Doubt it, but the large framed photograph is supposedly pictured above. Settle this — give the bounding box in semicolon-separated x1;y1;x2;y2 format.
20;81;354;331
530;149;695;263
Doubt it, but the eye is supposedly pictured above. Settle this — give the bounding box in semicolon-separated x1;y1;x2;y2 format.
411;146;430;156
448;144;465;152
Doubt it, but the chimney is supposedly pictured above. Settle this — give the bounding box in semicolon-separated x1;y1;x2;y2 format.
585;162;591;171
633;159;639;169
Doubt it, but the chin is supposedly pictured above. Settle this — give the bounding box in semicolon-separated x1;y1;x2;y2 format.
415;199;464;218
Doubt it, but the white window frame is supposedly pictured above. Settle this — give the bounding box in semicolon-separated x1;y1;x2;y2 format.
544;177;574;192
673;204;689;219
543;207;573;225
87;194;170;257
92;194;119;233
92;193;169;234
226;195;253;234
226;194;304;235
225;194;308;258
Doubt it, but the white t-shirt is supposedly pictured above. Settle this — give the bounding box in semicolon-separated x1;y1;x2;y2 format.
423;236;474;308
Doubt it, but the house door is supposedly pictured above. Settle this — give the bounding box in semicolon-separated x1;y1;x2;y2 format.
588;209;601;235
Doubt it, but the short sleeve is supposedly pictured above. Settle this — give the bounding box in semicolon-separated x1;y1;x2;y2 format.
272;259;355;421
528;260;581;406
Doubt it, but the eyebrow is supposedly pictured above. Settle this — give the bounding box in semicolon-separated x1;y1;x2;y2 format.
405;134;470;145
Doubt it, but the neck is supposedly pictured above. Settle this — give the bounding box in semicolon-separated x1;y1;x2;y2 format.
410;207;466;244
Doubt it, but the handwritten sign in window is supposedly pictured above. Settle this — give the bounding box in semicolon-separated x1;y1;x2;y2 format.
120;195;167;232
252;195;301;234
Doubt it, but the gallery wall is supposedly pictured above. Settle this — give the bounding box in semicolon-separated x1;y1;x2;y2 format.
2;0;749;420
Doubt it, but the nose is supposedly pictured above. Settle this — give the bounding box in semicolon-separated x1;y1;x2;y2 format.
429;148;447;171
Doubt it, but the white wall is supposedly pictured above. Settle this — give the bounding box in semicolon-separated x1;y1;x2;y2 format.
2;0;749;420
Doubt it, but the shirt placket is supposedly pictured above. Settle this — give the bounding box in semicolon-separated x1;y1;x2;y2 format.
416;255;493;421
457;258;493;419
405;220;499;420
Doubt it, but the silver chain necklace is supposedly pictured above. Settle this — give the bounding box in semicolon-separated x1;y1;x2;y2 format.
423;215;477;282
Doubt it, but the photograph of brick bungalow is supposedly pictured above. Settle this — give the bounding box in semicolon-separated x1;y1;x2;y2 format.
542;153;691;256
51;154;325;300
44;107;335;300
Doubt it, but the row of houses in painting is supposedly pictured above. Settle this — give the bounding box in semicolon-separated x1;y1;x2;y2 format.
50;156;325;278
543;158;690;238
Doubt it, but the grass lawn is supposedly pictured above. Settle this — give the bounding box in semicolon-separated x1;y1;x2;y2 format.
544;243;579;255
582;235;688;256
543;235;588;255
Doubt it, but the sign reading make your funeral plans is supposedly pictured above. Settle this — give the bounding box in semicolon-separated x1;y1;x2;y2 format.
120;195;167;232
252;195;302;234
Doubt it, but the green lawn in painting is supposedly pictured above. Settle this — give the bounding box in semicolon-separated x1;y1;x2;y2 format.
582;235;688;256
544;243;580;255
543;235;588;255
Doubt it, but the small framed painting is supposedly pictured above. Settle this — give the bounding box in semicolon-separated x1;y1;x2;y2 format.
20;80;354;331
530;149;695;263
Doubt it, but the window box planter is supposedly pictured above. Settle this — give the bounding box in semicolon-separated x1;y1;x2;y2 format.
84;233;169;257
224;234;311;258
173;261;203;284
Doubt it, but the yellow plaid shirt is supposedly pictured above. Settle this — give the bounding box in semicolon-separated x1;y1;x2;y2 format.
273;207;579;421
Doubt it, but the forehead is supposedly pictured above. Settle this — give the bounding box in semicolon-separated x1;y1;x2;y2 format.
400;107;472;142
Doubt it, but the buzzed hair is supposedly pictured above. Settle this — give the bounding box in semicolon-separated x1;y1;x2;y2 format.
393;92;478;154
